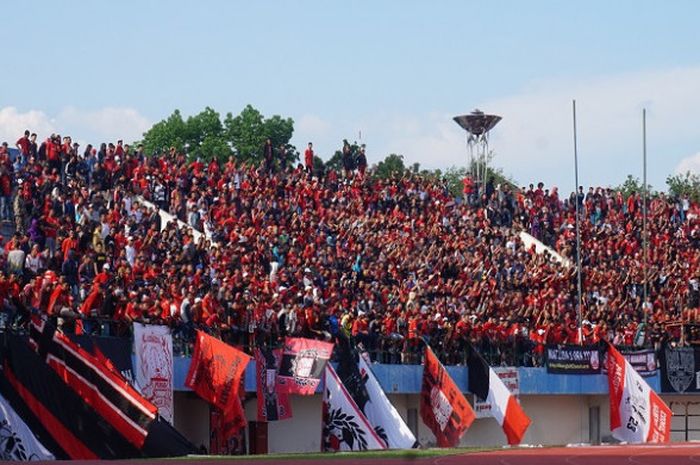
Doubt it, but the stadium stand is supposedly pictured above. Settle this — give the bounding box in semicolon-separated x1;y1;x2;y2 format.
0;131;698;367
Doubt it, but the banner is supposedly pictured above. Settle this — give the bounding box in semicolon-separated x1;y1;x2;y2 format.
420;346;475;447
133;323;174;424
255;348;292;422
474;367;519;418
277;337;334;395
660;346;700;393
0;392;55;461
1;325;195;459
545;344;601;374
69;335;136;386
607;344;671;443
603;348;657;378
321;364;386;451
28;319;157;449
185;331;250;427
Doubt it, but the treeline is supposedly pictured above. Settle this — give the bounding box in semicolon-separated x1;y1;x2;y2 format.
138;106;700;200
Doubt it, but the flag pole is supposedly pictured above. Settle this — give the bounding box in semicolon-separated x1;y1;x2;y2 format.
642;109;649;325
573;100;583;344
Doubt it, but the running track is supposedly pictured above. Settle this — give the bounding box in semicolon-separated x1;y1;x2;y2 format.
31;445;700;465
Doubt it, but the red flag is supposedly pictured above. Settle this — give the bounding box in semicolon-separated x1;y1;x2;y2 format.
256;348;292;422
420;346;475;447
276;337;334;395
185;331;251;414
607;343;671;443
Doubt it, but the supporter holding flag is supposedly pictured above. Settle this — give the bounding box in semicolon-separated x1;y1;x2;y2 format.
467;343;531;445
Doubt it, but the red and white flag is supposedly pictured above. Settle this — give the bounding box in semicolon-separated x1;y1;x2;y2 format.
607;343;671;443
467;345;531;445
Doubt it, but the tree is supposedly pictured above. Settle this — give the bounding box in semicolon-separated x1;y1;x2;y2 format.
374;153;406;179
667;171;700;202
325;151;344;173
224;105;294;165
184;107;229;160
139;105;294;163
140;109;188;156
139;107;230;161
612;174;653;199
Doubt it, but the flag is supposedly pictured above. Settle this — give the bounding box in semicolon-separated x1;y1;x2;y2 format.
607;343;671;443
335;333;417;449
28;318;157;449
277;337;334;395
321;364;386;452
467;345;531;445
1;320;195;459
185;331;251;432
0;392;55;461
358;355;418;449
255;348;292;422
133;323;174;424
420;346;475;447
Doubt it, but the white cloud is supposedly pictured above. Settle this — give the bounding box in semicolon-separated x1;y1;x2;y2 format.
0;107;55;143
676;152;700;174
370;66;700;188
0;106;151;145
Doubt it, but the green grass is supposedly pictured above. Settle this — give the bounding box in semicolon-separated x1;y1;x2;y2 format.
179;447;488;461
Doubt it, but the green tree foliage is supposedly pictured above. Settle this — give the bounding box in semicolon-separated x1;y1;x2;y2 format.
325;151;344;172
374;153;407;179
140;105;294;163
140;109;188;156
667;171;700;202
223;105;294;165
612;174;653;198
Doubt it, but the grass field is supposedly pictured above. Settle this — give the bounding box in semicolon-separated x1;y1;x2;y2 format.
181;447;486;461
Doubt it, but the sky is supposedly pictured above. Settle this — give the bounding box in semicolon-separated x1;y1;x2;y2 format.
1;0;700;190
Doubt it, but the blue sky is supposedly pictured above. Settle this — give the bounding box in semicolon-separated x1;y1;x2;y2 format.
2;1;700;190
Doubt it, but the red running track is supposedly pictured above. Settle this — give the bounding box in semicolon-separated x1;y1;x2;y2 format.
31;445;700;465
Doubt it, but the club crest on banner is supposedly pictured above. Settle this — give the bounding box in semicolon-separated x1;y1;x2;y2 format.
666;347;694;393
291;349;319;378
138;332;173;421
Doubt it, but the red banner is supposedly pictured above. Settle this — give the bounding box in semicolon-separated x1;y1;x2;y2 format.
276;337;334;395
420;346;475;447
185;331;251;421
255;348;292;422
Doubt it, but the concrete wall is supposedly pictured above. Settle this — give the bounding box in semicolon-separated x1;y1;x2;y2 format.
173;391;210;451
172;392;700;453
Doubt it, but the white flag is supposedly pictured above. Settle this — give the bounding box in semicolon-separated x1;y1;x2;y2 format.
358;356;417;449
0;393;55;461
133;323;174;424
321;364;386;452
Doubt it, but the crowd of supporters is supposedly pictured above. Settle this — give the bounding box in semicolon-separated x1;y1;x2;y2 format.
0;129;698;366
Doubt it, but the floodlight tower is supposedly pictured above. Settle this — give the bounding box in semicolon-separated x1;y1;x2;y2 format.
453;109;502;198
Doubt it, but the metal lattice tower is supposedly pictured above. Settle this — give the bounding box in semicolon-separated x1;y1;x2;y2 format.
453;109;502;197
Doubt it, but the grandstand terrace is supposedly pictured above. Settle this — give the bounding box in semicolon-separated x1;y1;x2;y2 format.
0;131;697;366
